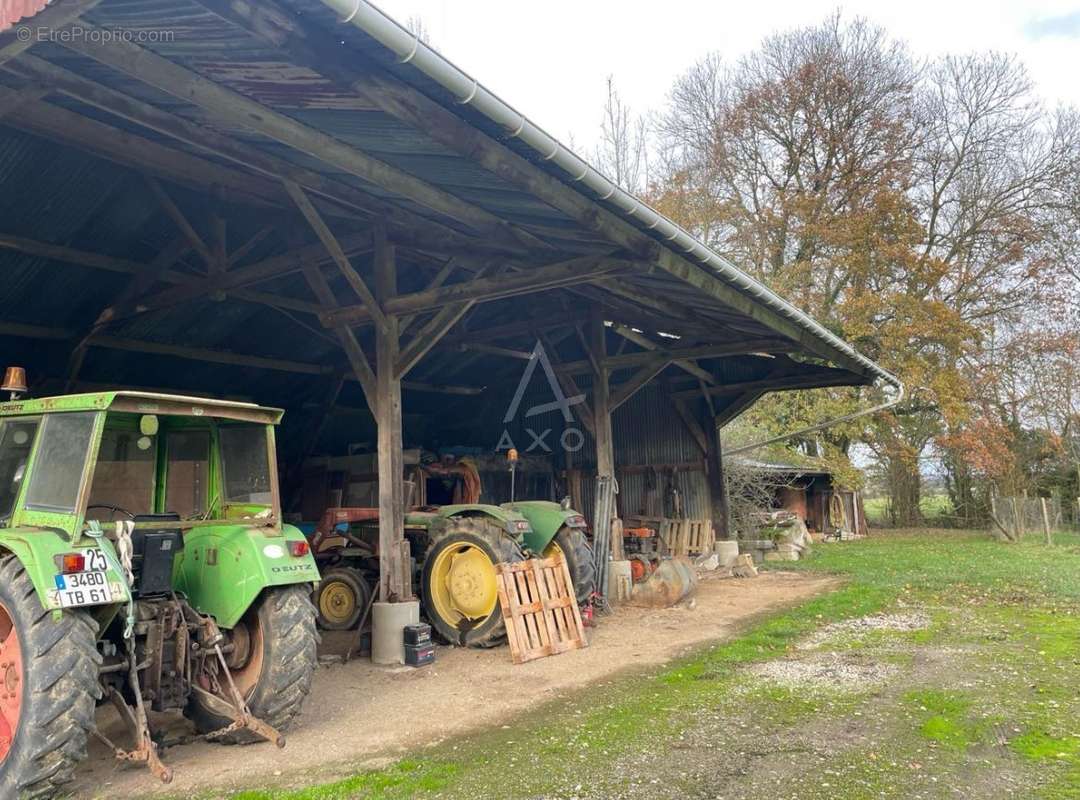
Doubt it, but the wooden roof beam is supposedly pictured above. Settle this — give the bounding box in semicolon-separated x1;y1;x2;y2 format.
0;320;480;396
610;322;717;384
60;23;545;254
557;339;793;376
197;0;875;374
673;369;871;400
7;53;502;257
323;256;636;325
0;86;281;208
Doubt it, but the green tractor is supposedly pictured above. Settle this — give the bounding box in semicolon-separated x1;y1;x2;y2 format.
0;388;319;798
313;500;594;648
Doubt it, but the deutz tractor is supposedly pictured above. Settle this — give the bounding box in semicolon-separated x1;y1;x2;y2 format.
0;388;319;799
313;500;595;647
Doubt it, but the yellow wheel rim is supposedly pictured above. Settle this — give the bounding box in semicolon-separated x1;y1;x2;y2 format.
429;543;499;625
543;539;564;560
319;580;358;626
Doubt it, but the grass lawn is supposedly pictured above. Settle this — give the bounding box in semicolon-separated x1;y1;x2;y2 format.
215;530;1080;800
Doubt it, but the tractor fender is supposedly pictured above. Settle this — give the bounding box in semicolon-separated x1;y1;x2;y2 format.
501;501;587;555
173;523;319;628
435;504;529;546
0;526;129;618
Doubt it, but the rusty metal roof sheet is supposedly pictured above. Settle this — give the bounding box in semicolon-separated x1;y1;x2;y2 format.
0;0;52;32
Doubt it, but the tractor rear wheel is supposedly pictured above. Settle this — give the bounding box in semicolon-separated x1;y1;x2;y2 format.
544;526;596;606
188;586;318;744
422;517;524;648
314;567;372;631
0;555;102;800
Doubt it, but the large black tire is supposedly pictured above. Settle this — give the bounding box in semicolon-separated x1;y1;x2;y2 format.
313;567;372;631
548;526;596;606
0;555;102;800
188;586;318;744
421;517;525;648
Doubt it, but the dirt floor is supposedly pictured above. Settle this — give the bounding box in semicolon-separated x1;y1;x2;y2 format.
69;570;838;799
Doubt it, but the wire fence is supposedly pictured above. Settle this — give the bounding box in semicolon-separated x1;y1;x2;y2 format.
989;495;1080;541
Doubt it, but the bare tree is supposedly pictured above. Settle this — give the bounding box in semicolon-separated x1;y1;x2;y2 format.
593;76;650;194
653;14;1079;527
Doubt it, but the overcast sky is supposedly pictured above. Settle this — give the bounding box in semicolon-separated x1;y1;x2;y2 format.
369;0;1080;153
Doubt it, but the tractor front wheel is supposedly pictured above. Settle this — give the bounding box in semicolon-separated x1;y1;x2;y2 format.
422;518;524;648
188;586;318;744
544;526;596;606
0;555;102;800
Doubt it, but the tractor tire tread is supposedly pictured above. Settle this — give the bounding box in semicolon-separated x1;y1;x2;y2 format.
423;517;525;648
0;554;102;800
553;526;596;606
205;586;319;745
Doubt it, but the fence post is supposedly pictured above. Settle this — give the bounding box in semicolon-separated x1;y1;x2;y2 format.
1040;497;1053;545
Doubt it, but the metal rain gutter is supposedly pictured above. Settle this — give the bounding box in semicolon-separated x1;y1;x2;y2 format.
321;0;903;393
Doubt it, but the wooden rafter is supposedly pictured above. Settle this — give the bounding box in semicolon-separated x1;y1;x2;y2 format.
323;256;633;325
557;339;792;377
399;259;459;336
0;231;338;318
60;23;543;253
609;356;671;412
284;180;387;333
6;53;505;256
610;322;716;384
714;391;765;428
673;368;870;399
198;0;873;376
300;260;377;414
0;87;280;208
145;177;215;266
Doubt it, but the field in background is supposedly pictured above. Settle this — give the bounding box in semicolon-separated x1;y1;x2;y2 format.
863;494;954;525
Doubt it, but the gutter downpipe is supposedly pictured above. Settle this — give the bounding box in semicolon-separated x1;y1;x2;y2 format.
322;0;902;395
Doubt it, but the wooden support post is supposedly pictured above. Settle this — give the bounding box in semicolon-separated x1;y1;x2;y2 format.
589;309;622;560
704;412;731;540
1040;497;1053;545
374;224;409;602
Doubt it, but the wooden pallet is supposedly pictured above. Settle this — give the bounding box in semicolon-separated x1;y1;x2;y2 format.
494;552;588;665
657;518;714;557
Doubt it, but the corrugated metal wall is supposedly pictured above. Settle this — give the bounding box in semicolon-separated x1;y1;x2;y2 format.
612;384;711;521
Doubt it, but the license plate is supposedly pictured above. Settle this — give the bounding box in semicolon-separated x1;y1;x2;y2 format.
51;572;120;608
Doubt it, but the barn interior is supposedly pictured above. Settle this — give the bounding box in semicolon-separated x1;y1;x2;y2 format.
0;0;899;603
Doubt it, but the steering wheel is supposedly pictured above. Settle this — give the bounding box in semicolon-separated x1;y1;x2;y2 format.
86;503;136;520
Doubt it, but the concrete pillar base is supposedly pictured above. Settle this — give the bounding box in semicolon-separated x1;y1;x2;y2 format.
714;540;740;569
607;560;632;605
372;600;420;665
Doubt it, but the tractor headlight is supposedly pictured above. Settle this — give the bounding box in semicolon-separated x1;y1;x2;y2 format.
565;515;587;528
507;519;532;535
